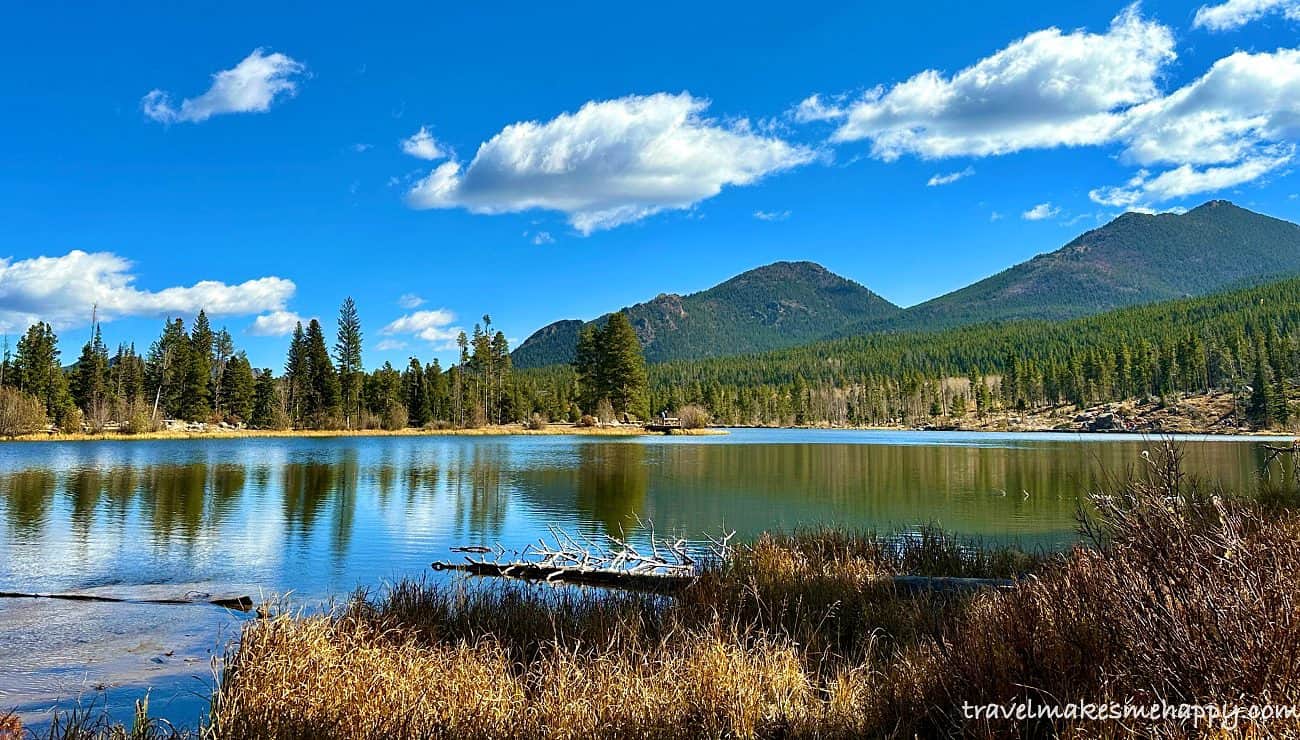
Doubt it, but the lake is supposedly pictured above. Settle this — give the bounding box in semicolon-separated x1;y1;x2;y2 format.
0;429;1284;727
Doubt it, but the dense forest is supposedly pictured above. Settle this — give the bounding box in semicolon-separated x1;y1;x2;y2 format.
2;271;1298;437
518;275;1300;430
0;300;519;436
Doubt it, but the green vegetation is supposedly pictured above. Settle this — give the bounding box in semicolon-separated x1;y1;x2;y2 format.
898;200;1300;329
513;261;902;368
513;274;1300;429
514;201;1300;370
574;311;649;420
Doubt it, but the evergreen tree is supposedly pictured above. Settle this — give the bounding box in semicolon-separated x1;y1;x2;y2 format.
302;319;341;425
145;318;191;420
13;322;74;425
250;370;282;429
403;358;430;427
182;310;214;421
334;297;364;428
72;324;110;423
284;322;307;425
220;353;257;422
572;312;648;420
1248;351;1276;427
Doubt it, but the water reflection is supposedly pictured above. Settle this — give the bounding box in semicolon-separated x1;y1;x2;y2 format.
0;433;1284;599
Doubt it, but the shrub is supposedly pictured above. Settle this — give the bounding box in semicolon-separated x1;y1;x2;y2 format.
576;414;597;428
525;413;548;431
0;386;47;438
120;405;159;435
594;399;615;425
382;402;409;431
677;404;711;429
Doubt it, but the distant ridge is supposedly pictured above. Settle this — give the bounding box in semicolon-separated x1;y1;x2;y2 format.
514;201;1300;368
891;200;1300;330
511;261;902;368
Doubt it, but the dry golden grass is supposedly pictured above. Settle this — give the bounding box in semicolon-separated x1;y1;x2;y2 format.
5;423;657;444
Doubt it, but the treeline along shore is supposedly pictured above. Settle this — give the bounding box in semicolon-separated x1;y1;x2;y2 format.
3;274;1300;441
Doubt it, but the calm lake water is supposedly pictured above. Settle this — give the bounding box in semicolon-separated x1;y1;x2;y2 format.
0;429;1285;727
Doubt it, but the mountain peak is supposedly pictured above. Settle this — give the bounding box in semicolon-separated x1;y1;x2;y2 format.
511;261;900;368
903;200;1300;328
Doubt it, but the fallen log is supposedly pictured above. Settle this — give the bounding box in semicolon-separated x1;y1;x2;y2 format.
0;590;254;612
432;559;692;593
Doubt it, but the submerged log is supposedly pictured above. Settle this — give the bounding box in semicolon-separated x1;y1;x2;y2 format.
0;590;254;612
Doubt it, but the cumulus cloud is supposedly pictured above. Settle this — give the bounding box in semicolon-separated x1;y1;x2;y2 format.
374;338;409;351
397;293;426;309
803;5;1300;208
531;231;555;245
1022;202;1060;220
0;250;294;332
1088;48;1300;206
822;6;1174;160
1193;0;1300;30
401;126;448;160
1090;154;1292;206
247;310;308;337
927;166;975;186
382;309;463;348
142;49;305;124
405;93;816;234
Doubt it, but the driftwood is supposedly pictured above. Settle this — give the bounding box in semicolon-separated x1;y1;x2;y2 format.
435;525;1014;595
433;524;735;594
0;590;254;611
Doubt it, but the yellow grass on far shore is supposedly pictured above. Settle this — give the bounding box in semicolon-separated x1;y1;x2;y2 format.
4;423;729;444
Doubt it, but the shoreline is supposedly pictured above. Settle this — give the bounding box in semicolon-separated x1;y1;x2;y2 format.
1;423;731;444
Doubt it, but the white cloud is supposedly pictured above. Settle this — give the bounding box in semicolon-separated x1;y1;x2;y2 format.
792;94;847;123
142;49;305;124
351;143;372;153
381;309;463;348
397;293;426;309
0;250;294;332
405;92;816;234
990;211;1004;221
401;126;448;160
1193;0;1300;30
927;166;974;186
805;6;1300;207
247;310;308;337
1087;48;1300;206
753;209;791;221
531;231;555;245
1022;202;1060;220
825;6;1174;160
1089;154;1292;206
374;338;409;351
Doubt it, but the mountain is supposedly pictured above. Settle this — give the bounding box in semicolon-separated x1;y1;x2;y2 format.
511;261;902;368
891;200;1300;330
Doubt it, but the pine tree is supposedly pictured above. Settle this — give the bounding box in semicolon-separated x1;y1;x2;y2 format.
72;324;110;424
13;322;74;425
334;297;364;428
284;322;307;425
302;319;341;426
220;353;257;422
250;370;282;429
181;311;215;421
1248;348;1276;428
572;312;647;420
403;358;430;427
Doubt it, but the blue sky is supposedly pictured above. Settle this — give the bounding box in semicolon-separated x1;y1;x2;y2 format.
1;0;1299;370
